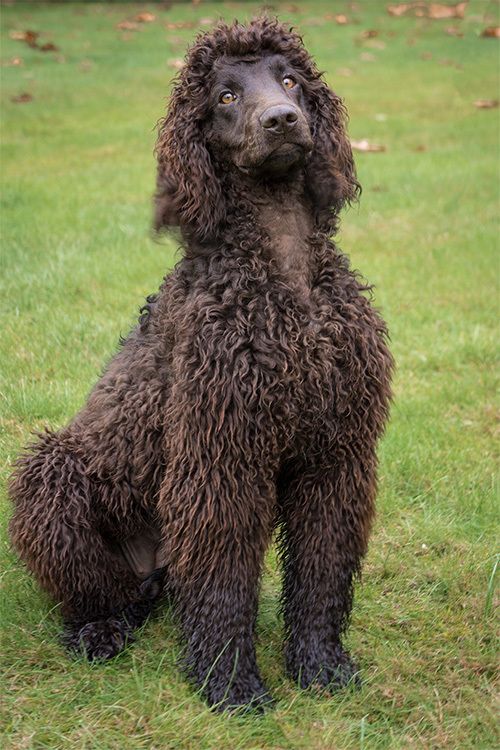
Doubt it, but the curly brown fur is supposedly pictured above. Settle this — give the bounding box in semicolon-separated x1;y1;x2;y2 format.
9;18;393;711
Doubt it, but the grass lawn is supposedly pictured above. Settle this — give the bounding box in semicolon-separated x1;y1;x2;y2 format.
1;1;498;748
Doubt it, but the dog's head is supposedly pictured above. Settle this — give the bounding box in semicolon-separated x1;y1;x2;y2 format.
154;18;359;241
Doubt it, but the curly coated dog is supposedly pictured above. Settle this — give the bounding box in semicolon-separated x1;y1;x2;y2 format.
9;18;393;711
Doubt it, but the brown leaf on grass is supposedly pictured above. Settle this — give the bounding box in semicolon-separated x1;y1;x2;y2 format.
335;14;349;24
9;29;59;52
9;29;39;47
40;42;59;52
445;25;464;36
387;2;414;15
117;20;139;31
429;2;467;19
364;39;387;49
135;12;155;23
387;2;467;19
2;56;23;66
167;58;184;70
11;92;32;103
361;29;379;38
351;139;386;153
474;99;499;109
413;144;427;151
165;21;196;30
481;26;500;38
79;59;93;73
438;58;462;68
303;17;325;27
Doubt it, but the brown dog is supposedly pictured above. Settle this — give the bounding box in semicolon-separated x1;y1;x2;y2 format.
10;18;393;711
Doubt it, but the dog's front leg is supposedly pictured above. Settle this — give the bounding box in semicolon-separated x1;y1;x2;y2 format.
157;372;276;711
278;451;377;692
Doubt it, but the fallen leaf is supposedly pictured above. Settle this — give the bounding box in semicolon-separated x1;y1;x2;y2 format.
364;39;386;49
117;20;139;31
165;21;196;30
361;29;379;38
135;12;155;23
438;58;462;68
2;56;23;66
445;25;464;36
429;2;467;19
79;59;93;72
387;2;410;15
9;29;39;47
481;26;500;38
11;92;32;103
40;42;59;52
421;51;433;59
167;58;184;70
387;2;467;19
413;144;427;151
474;99;499;109
351;139;386;152
335;14;349;24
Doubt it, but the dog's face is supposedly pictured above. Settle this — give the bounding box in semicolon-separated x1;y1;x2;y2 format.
206;54;314;178
154;19;360;240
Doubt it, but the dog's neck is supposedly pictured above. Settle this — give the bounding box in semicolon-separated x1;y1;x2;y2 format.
251;180;314;301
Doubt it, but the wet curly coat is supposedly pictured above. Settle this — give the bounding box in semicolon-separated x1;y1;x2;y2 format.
9;18;393;711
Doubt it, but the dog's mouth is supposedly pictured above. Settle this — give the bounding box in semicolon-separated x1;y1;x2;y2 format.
261;143;307;173
238;141;312;178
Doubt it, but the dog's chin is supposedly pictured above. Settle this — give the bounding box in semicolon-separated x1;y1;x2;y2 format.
239;143;309;179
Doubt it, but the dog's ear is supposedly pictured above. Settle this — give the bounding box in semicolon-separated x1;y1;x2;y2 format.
305;82;360;230
154;88;225;243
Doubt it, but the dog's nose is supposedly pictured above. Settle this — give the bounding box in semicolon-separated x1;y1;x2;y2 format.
259;105;298;134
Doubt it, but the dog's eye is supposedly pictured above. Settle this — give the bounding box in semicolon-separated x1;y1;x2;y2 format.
282;76;296;89
219;91;236;105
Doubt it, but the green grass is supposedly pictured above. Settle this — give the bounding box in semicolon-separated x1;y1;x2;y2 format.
1;1;498;748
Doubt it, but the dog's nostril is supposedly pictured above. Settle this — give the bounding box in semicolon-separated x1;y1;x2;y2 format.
264;116;278;130
260;105;299;132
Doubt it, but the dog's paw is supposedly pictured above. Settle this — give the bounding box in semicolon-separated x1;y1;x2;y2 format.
63;618;134;661
203;674;275;714
288;645;362;693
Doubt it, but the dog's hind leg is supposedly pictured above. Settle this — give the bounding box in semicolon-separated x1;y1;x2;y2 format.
9;431;164;660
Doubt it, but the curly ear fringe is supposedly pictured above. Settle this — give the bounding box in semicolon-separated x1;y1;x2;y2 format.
154;100;225;243
153;17;360;241
305;81;361;233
